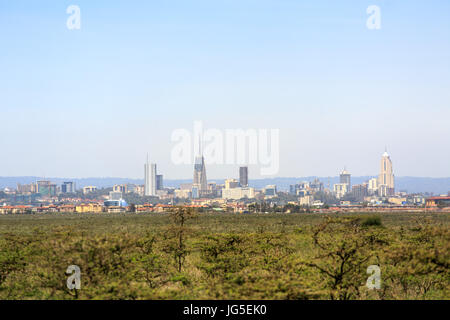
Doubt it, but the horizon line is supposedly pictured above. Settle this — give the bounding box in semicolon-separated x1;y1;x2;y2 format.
2;175;450;180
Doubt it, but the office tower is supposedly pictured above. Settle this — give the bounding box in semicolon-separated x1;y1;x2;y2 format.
239;166;248;187
156;175;163;190
191;186;199;199
144;155;157;196
36;180;56;196
193;155;207;196
378;150;395;196
340;168;351;191
333;183;348;199
36;180;51;194
61;181;76;193
352;184;368;202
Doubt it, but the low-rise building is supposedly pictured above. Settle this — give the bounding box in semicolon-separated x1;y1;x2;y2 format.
299;195;314;206
75;203;102;213
388;197;407;206
264;185;277;199
222;187;255;200
83;186;97;194
175;189;191;199
426;196;450;208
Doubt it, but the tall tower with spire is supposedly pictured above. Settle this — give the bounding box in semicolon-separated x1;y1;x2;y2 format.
378;149;395;196
193;137;207;196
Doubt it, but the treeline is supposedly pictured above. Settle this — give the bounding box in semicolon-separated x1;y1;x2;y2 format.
0;209;448;299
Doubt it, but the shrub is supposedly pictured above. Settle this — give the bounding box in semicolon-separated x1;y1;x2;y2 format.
362;216;382;227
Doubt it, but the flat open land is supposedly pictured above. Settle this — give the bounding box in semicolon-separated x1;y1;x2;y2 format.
0;211;449;299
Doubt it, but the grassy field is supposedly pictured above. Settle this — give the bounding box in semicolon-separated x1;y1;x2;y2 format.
0;211;449;300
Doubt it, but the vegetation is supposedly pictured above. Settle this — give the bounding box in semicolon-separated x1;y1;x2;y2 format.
0;210;448;300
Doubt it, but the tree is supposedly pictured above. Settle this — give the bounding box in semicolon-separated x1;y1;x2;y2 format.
303;217;387;299
162;207;197;272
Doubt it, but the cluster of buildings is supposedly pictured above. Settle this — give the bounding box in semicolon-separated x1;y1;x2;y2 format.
1;149;449;214
287;150;411;207
15;180;76;197
330;150;395;201
174;163;256;200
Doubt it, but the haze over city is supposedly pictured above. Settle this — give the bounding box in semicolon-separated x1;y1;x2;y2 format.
1;1;449;179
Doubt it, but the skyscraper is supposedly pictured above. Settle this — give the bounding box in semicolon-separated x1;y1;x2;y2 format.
193;154;207;196
61;181;76;193
378;150;395;196
340;168;351;191
239;166;248;187
156;174;163;190
192;136;207;196
144;155;157;196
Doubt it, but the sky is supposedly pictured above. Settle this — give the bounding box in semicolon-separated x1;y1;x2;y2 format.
0;0;449;180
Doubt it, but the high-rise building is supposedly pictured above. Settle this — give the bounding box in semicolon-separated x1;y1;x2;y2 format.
368;178;378;195
334;183;348;199
36;180;57;197
144;155;157;196
17;183;36;194
191;186;200;199
340;168;351;191
378;150;395;196
61;181;76;193
352;184;368;202
239;166;248;187
156;175;164;190
289;184;298;195
193;155;207;196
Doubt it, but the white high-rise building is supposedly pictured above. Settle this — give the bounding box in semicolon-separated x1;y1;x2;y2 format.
368;178;378;195
334;183;348;199
378;150;395;196
144;155;157;196
339;168;351;191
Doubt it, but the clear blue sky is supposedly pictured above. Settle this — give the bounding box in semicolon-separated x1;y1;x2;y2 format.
0;0;449;179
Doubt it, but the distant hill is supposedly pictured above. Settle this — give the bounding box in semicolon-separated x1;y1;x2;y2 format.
1;176;449;195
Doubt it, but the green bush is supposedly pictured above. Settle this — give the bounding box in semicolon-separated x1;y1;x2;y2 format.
361;216;382;227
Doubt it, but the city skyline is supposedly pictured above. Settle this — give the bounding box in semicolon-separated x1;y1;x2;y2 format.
0;148;444;182
1;1;449;304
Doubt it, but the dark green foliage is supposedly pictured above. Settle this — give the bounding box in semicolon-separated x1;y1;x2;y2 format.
0;211;448;299
361;216;383;227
